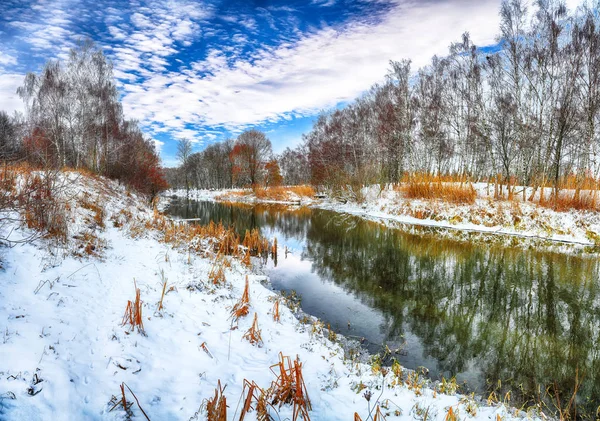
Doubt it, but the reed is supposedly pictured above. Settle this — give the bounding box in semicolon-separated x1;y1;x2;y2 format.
205;380;227;421
243;313;263;346
269;353;311;421
231;276;251;321
401;173;476;204
122;285;145;335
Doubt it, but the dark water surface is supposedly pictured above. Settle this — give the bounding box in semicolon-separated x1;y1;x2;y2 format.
165;198;600;414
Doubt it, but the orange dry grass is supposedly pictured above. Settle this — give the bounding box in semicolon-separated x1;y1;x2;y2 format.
80;196;105;228
157;279;167;311
537;190;599;211
272;300;280;323
243;313;263;346
208;263;226;285
254;186;289;201
243;229;270;256
159;220;274;263
238;379;272;421
269;353;311;421
122;286;145;335
231;276;251;321
445;407;458;421
401;174;476;204
254;185;316;201
205;380;227;421
288;185;315;197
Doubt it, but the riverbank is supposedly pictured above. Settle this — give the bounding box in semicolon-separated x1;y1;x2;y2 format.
0;172;532;420
165;184;600;248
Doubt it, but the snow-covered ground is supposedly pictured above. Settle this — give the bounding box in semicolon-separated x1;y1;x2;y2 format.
165;184;600;248
0;174;535;420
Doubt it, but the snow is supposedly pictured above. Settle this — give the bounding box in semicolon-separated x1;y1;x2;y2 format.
1;174;540;420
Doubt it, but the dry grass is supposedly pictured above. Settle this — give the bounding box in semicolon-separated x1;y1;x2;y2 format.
537;190;599;212
109;382;151;420
80;195;105;228
72;231;107;259
231;276;251;321
122;285;145;335
237;379;273;421
401;174;476;204
269;353;311;421
444;407;458;421
157;278;167;312
272;300;280;323
20;171;68;242
254;186;290;201
208;263;226;285
253;185;316;201
200;341;215;359
243;313;263;346
288;185;315;197
205;380;227;421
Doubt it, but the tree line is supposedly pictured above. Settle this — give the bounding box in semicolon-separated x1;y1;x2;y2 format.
0;40;167;198
298;0;600;200
166;129;289;190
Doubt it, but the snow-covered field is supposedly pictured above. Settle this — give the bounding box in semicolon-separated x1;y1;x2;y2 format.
166;184;600;248
0;174;541;420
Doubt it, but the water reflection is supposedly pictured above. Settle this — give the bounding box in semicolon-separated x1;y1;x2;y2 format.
165;198;600;414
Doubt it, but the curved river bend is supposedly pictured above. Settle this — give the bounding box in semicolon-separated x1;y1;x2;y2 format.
165;198;600;414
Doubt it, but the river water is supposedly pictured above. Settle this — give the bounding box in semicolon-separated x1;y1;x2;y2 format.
165;198;600;414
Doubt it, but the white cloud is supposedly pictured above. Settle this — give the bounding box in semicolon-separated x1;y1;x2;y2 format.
0;73;25;114
0;51;17;67
120;0;502;134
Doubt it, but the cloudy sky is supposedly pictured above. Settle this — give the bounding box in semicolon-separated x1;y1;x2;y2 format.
0;0;583;166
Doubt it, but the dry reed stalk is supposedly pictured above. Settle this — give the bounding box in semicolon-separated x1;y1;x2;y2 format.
444;407;457;421
242;250;252;267
242;313;263;346
272;300;280;322
205;380;227;421
209;263;226;285
237;379;273;421
289;185;316;197
231;276;251;321
200;341;214;359
157;279;167;311
269;353;311;421
402;173;476;204
122;286;145;335
109;382;151;420
373;405;387;421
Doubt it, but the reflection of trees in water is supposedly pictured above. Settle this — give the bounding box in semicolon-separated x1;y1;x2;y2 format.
302;210;600;414
166;200;600;415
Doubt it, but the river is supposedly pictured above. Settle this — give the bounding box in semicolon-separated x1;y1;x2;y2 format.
165;198;600;415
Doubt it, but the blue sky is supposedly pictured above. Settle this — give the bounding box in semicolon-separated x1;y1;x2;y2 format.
0;0;581;167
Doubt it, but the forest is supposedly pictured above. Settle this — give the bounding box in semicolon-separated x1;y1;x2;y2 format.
169;0;600;208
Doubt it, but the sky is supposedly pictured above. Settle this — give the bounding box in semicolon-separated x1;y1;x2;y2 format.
0;0;584;167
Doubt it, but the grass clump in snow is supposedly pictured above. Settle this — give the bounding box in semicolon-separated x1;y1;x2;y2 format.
122;284;145;335
231;275;251;321
243;313;263;346
204;380;227;421
269;353;312;421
